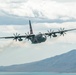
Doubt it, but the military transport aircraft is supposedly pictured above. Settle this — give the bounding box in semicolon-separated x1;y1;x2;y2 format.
0;20;76;44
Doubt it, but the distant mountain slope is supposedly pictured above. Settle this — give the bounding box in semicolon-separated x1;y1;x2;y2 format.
0;49;76;73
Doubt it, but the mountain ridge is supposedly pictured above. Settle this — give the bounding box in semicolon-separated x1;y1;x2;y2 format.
0;49;76;73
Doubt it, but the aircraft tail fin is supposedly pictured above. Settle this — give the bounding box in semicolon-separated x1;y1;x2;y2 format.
29;20;33;34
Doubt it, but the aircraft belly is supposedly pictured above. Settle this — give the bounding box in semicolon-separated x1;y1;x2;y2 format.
31;38;45;44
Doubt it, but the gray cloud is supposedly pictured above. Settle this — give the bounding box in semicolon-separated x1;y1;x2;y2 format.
52;0;76;2
0;10;76;25
0;0;28;3
0;0;76;25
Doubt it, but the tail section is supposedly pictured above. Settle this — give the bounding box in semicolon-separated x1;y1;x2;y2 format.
29;20;33;34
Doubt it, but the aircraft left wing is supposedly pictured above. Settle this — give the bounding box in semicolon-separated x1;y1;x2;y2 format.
44;28;76;37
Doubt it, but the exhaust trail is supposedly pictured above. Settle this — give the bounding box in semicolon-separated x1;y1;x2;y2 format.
0;40;28;52
0;40;14;52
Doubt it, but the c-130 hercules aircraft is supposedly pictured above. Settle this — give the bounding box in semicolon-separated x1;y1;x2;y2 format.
0;20;76;44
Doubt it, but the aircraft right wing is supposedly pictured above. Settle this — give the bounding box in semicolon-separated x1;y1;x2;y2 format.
0;33;35;41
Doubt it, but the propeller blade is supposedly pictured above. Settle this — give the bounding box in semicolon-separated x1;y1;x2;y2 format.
13;33;15;36
18;34;20;36
16;39;17;41
28;32;29;34
47;29;54;38
47;30;50;33
59;28;66;36
16;33;17;35
13;33;20;41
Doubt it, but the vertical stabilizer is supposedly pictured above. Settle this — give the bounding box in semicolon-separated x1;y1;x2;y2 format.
29;20;33;34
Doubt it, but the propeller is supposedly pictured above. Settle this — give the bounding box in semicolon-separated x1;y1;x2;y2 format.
13;33;20;41
25;32;30;41
59;28;66;36
25;32;30;35
47;29;53;38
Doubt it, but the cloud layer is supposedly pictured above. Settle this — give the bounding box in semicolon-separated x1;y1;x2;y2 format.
0;0;76;20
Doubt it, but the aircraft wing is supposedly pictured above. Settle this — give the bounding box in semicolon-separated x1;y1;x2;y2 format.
44;28;76;37
0;34;35;40
0;36;15;39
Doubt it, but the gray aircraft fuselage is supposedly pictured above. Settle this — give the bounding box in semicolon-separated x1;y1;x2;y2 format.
29;34;47;44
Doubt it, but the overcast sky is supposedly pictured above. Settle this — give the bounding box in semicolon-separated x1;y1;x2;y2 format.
0;0;76;66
